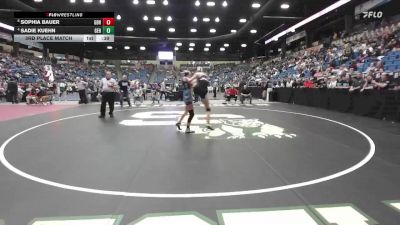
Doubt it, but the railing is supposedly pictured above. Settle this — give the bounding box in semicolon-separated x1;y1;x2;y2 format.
273;88;400;121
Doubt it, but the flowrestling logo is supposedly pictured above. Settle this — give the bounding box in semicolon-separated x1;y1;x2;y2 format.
119;111;296;140
362;11;383;19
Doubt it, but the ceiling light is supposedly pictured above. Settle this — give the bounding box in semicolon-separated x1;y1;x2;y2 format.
146;0;155;5
154;16;162;21
149;27;156;31
107;46;113;49
204;48;209;52
250;29;257;33
167;16;172;21
116;14;121;20
193;16;198;22
175;47;179;51
265;0;352;45
83;0;92;3
281;3;290;9
126;26;134;31
163;0;168;5
190;28;197;33
239;18;247;23
169;28;175;32
210;28;216;33
222;0;228;7
195;0;200;6
252;2;261;8
220;47;225;52
203;17;210;22
133;0;139;4
241;44;247;47
205;43;211;47
224;43;229;47
100;0;105;4
124;46;130;50
70;0;76;3
140;46;146;51
206;1;215;6
143;15;148;21
176;42;182;46
189;47;194;51
231;29;237;33
189;43;195;47
0;22;13;31
215;17;220;23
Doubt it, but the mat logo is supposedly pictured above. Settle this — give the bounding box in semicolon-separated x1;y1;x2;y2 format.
24;201;400;225
120;111;296;140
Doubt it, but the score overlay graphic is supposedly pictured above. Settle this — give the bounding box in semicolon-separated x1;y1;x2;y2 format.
13;12;115;43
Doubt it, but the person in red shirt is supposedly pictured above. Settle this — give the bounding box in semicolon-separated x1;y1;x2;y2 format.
303;79;315;88
225;86;238;102
26;89;38;105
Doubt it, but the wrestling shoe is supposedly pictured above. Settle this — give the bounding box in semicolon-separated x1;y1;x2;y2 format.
206;125;214;130
185;128;195;134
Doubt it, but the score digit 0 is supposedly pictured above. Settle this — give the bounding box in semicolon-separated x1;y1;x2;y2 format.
102;18;115;26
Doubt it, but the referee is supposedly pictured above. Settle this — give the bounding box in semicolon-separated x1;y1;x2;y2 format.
99;71;117;118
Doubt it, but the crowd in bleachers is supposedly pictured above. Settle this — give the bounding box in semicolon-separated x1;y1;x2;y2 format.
0;49;164;103
210;21;400;92
2;18;400;105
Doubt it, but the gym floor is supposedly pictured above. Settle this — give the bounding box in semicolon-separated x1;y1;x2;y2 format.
0;100;399;225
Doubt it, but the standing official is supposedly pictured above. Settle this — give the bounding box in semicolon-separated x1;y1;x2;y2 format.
76;77;88;104
212;81;218;98
160;80;167;101
99;71;117;118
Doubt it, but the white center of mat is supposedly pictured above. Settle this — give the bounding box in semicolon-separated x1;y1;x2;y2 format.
0;107;375;198
120;111;296;140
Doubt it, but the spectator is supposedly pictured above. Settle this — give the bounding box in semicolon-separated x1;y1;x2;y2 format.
76;77;88;104
304;78;315;88
240;85;252;104
0;79;6;102
212;81;219;98
349;72;364;92
118;75;131;108
225;86;238;103
375;72;390;90
151;88;160;104
133;86;144;104
361;75;374;92
261;82;268;100
160;80;167;101
26;89;38;105
7;77;18;104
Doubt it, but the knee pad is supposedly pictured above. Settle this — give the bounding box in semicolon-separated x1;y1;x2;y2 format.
188;110;195;122
206;108;211;112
